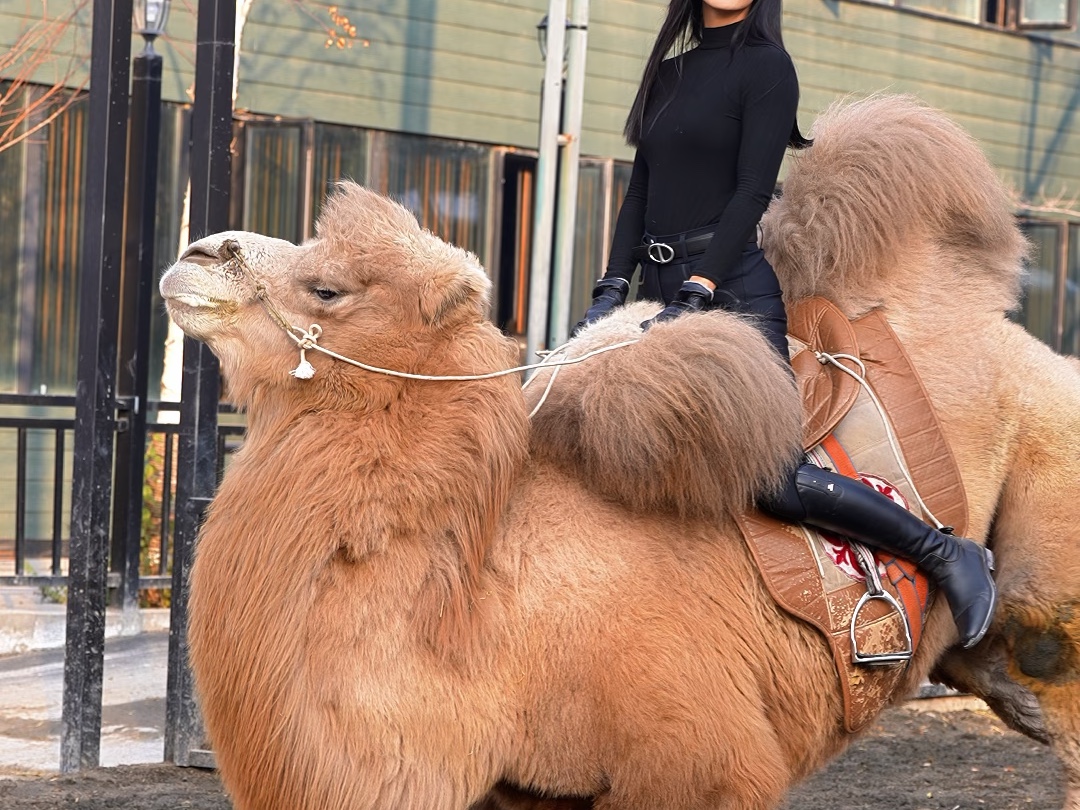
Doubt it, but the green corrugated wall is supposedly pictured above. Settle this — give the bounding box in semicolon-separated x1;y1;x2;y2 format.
2;0;1079;201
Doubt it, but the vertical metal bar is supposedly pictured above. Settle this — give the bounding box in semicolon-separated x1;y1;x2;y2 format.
61;0;133;773
524;1;567;369
111;47;164;611
52;428;66;575
548;0;590;346
15;428;27;575
165;0;235;767
17;90;44;394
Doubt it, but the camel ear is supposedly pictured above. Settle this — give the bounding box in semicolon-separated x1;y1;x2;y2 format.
418;256;490;326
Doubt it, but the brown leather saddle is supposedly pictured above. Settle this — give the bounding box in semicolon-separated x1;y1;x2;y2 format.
740;297;969;732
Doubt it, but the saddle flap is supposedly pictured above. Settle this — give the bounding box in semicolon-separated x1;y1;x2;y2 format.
787;297;861;449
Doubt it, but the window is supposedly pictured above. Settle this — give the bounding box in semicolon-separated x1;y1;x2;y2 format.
871;0;1076;28
567;161;610;337
372;132;494;268
311;124;368;226
1016;219;1080;356
0;85;93;395
1017;222;1062;348
240;119;306;244
904;0;981;23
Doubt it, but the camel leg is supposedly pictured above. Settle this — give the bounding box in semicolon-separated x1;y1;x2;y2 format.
997;598;1080;809
932;636;1049;743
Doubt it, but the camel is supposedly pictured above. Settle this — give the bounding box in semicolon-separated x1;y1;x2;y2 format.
159;95;1080;810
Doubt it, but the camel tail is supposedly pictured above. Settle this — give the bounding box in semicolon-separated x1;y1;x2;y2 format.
761;94;1027;316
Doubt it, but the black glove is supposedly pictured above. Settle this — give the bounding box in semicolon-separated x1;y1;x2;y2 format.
640;280;714;330
570;277;630;337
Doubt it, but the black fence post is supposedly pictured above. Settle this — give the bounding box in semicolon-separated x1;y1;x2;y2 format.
165;0;235;768
112;45;164;613
60;0;133;773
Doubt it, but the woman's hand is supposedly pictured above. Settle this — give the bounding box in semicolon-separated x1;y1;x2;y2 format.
640;278;714;330
570;277;630;337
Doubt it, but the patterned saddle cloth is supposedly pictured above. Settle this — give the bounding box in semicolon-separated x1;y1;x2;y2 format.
739;297;969;733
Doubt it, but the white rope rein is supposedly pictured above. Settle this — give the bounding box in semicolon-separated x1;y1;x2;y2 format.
220;240;639;413
814;350;945;530
284;322;639;385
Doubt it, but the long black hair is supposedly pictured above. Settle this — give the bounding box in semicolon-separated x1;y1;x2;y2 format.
623;0;812;149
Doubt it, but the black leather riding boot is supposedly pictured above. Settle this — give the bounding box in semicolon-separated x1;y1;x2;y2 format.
778;463;997;649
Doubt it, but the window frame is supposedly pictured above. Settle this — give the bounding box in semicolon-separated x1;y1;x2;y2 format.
854;0;1077;32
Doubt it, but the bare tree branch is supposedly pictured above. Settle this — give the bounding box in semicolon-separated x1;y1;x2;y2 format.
0;0;91;154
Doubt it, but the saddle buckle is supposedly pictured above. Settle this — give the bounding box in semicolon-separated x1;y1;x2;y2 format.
848;542;914;666
646;241;676;264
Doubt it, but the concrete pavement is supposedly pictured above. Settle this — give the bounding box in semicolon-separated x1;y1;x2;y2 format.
0;586;170;657
0;631;169;774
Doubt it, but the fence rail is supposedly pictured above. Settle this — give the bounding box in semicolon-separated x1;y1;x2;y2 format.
0;394;243;594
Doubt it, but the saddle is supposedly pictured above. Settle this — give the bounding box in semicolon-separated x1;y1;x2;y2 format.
739;297;969;733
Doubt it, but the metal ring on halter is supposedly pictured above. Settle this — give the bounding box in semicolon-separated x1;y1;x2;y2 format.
646;241;676;264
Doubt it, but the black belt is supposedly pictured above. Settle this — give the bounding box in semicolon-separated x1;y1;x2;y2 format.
630;228;714;265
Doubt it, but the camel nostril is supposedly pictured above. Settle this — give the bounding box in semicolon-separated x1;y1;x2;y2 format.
179;244;222;267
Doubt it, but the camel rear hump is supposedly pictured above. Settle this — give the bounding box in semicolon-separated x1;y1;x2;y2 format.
762;94;1027;317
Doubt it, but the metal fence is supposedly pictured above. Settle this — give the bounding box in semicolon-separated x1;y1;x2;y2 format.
0;393;244;594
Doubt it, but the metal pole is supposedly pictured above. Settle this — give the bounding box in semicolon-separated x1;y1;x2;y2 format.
112;45;164;614
524;0;567;369
61;0;133;773
548;0;590;346
165;0;235;767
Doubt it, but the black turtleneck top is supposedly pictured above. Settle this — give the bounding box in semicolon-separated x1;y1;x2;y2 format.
605;22;799;287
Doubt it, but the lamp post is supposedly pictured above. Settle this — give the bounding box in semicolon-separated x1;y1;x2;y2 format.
111;0;170;613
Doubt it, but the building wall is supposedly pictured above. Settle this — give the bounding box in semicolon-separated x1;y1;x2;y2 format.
4;1;1079;195
232;0;658;158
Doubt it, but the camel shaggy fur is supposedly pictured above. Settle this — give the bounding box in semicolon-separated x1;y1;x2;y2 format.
161;95;1080;809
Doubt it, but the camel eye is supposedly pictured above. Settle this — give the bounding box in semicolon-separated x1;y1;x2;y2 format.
313;287;339;301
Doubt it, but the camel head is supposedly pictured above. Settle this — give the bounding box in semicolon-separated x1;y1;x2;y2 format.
160;182;494;409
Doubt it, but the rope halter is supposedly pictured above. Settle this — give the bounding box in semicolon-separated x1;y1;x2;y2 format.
217;240;639;415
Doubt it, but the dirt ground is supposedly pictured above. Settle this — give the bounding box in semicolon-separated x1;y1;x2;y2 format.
0;702;1063;810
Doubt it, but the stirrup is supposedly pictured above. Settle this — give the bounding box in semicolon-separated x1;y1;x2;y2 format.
849;542;914;666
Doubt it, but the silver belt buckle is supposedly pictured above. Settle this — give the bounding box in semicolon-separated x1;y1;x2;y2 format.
647;241;675;264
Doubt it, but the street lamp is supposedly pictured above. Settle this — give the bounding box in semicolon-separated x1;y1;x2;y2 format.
110;0;171;610
133;0;171;49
